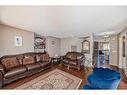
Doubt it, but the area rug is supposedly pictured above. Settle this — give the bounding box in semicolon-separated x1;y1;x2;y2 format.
15;69;82;89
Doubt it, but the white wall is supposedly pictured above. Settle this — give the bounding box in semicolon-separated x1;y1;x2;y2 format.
46;36;61;57
60;37;83;55
0;24;34;57
0;25;60;58
109;35;119;66
0;30;2;57
60;38;71;55
94;36;110;42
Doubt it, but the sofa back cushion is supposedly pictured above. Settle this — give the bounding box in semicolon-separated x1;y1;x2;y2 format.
70;54;77;61
23;56;35;65
1;57;20;71
66;52;77;61
16;55;24;65
40;53;50;62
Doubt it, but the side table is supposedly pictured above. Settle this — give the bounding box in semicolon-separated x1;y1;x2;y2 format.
51;57;61;65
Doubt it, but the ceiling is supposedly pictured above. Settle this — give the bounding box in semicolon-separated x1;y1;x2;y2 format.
0;6;127;38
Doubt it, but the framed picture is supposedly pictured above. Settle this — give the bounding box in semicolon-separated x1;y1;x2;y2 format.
34;33;46;49
15;36;23;46
82;40;90;53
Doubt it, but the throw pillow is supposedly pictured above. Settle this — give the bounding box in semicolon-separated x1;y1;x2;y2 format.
1;57;20;71
23;56;35;65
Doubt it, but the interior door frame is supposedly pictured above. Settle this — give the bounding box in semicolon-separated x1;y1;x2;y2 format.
125;33;127;75
119;33;127;75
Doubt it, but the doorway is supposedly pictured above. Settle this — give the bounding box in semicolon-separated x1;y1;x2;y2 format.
93;41;110;67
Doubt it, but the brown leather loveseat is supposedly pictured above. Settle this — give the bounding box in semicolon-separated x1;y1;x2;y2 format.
61;52;85;70
0;52;51;88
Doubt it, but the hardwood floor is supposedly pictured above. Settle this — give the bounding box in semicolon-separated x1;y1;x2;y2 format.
2;63;127;89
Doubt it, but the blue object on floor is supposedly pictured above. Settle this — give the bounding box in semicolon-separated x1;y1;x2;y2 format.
83;67;121;89
83;84;101;89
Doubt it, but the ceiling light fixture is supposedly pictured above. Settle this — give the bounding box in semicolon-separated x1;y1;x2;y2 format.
104;34;109;38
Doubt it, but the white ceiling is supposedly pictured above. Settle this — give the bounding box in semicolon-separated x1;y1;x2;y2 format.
0;6;127;38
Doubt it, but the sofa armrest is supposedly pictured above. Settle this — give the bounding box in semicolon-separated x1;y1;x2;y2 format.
77;57;85;64
0;70;3;79
60;56;66;60
0;69;4;88
0;64;5;75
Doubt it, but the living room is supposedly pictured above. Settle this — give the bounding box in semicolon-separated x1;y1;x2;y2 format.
0;3;127;94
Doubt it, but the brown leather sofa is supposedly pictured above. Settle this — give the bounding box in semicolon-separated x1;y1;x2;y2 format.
0;52;51;88
61;52;85;70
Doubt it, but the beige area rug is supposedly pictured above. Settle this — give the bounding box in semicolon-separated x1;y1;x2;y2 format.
15;69;82;89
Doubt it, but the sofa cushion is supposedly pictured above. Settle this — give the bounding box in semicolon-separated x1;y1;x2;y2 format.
70;54;77;61
66;52;77;61
4;66;27;78
39;62;50;68
23;56;35;65
62;59;69;64
1;57;20;71
25;64;41;71
66;53;72;59
69;61;77;66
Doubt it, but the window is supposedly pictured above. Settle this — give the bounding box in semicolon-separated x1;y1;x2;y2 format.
102;42;109;50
